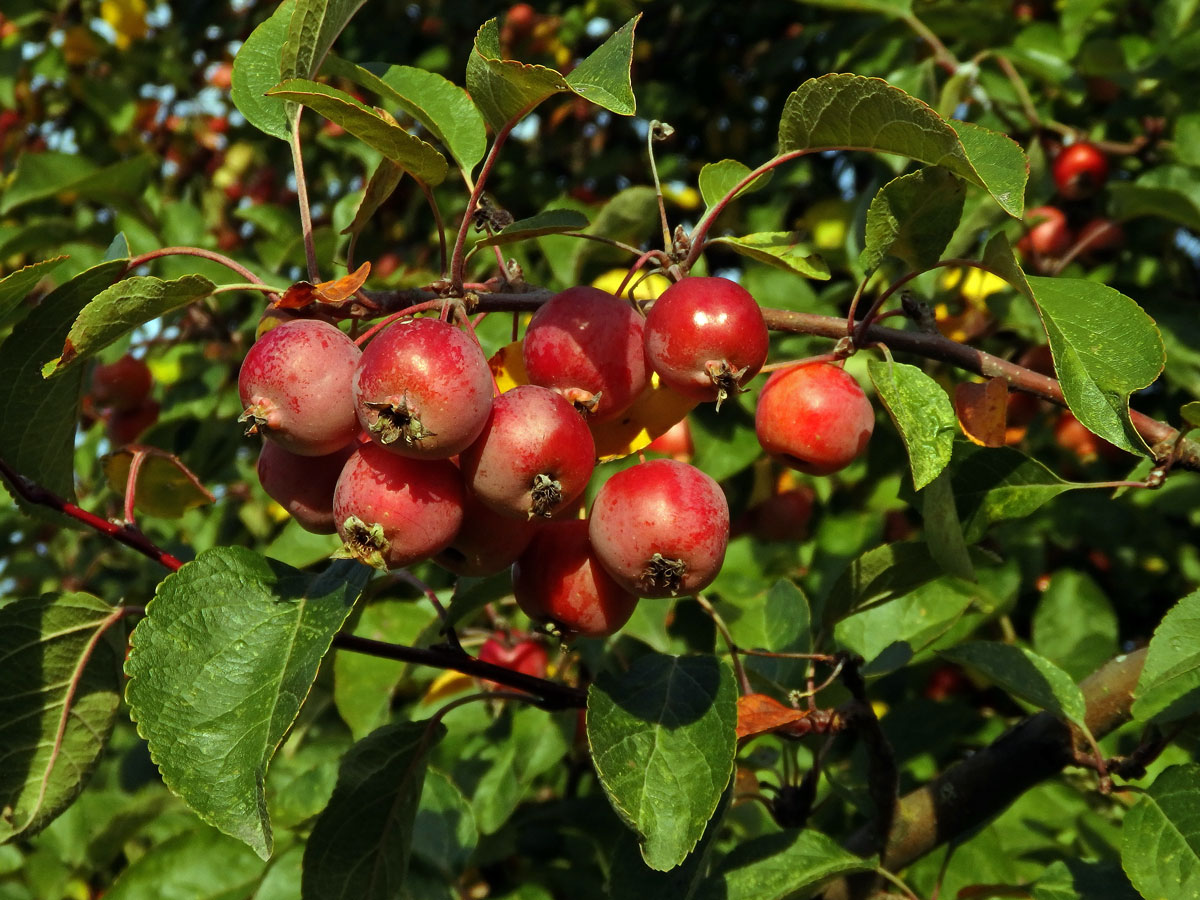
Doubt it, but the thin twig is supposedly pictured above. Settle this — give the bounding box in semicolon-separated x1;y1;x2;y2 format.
289;116;320;282
696;595;751;695
125;246;266;287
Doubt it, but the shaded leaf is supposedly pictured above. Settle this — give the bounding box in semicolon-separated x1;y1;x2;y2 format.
0;152;155;215
471;706;571;834
0;256;67;329
955;379;1008;448
1032;570;1118;682
867;359;956;490
42;274;215;376
860;167;965;274
1183;401;1200;428
231;0;295;141
273;262;371;309
563;15;640;116
921;470;975;581
709;232;830;279
696;829;875;900
475;209;590;247
267;79;448;184
302;720;445;900
105;826;266;900
411;769;477;880
1121;764;1200;900
101;448;215;519
0;258;127;507
0;593;123;843
698;160;773;210
341;159;404;240
778;74;1026;217
281;0;367;87
724;579;812;691
125;548;370;858
827;541;948;622
951;443;1087;543
940;641;1086;725
588;654;737;871
1133;589;1200;724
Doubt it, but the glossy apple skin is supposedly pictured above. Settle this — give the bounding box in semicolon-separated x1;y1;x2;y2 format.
512;519;638;638
755;363;874;476
1016;206;1073;259
238;319;361;456
588;459;730;599
257;440;355;534
333;443;464;569
522;286;648;423
353;316;494;459
646;417;694;461
434;490;542;577
643;277;769;403
1052;142;1109;200
459;384;596;520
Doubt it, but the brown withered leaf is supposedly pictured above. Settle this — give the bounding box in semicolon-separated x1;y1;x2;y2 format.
955;378;1008;447
736;693;812;741
273;261;371;309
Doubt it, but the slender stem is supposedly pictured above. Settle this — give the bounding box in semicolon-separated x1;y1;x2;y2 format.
696;595;751;695
995;53;1041;129
289;116;320;282
647;121;674;252
125;246;265;286
873;866;920;900
0;456;184;571
210;283;289;296
123;448;146;526
614;249;668;301
391;569;463;653
1049;218;1123;276
561;231;652;258
418;180;449;278
902;13;959;73
856;258;996;342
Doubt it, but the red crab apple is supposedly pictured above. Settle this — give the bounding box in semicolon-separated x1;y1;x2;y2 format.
755;362;874;475
238;319;361;456
522;285;648;422
512;519;638;638
434;491;543;577
256;441;355;534
1077;218;1124;257
91;355;152;412
478;636;550;683
588;459;730;598
353;316;494;459
646;417;694;461
643;276;769;407
750;485;816;543
459;384;596;520
1016;206;1073;260
333;443;464;570
1053;142;1110;200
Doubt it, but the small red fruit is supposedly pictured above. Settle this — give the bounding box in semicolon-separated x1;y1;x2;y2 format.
478;636;549;682
332;443;464;569
1052;142;1109;200
460;384;596;520
522;286;648;423
750;486;816;543
434;491;542;577
513;519;639;638
238;319;361;456
1077;218;1124;257
256;441;355;534
105;400;160;446
588;460;730;599
353;317;494;459
1016;206;1073;260
644;276;769;407
91;354;152;413
755;363;874;476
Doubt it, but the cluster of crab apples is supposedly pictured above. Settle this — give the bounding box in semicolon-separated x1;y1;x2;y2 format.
239;277;875;639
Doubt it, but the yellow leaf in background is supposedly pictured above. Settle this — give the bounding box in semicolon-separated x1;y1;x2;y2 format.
590;375;697;462
100;0;148;49
102;448;215;519
590;268;672;301
488;339;529;394
61;26;100;66
424;670;474;703
938;267;1009;303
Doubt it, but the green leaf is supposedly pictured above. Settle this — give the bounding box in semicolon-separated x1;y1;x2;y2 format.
725;579;812;690
709;232;830;279
697;829;875;900
698;160;772;210
1108;166;1200;231
465;18;570;133
410;770;477;881
951;443;1087;543
100;449;215;520
0;152;155;215
940;641;1087;725
104;826;267;900
860;168;965;274
1182;401;1200;428
777;74;1026;217
280;0;367;85
867;359;955;490
475;209;590;247
1025;276;1164;455
826;541;947;622
125;549;370;859
340;160;403;241
0;593;123;843
794;0;912;15
1121;764;1200;900
563;15;640;116
1133;589;1200;724
231;0;295;142
301;720;445;900
921;470;975;581
835;577;983;675
588;654;737;871
0;256;67;329
0;258;126;507
471;706;570;834
267;79;448;185
41;274;215;377
1032;570;1119;682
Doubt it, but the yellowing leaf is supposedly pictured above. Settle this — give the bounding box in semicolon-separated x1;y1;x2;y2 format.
590;376;697;461
590;268;672;301
954;379;1008;448
423;670;474;703
487;339;529;394
102;448;215;519
938;267;1010;303
100;0;148;48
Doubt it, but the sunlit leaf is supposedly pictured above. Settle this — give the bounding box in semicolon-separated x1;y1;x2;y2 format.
1121;764;1200;900
867;359;956;490
709;232;830;279
1133;589;1200;724
698;160;773;210
475;209;590;247
940;641;1086;725
860;167;965;274
231;0;294;141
